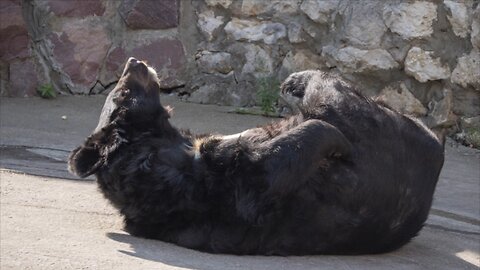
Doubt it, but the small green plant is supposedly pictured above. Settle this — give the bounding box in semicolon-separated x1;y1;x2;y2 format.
464;128;480;148
256;76;280;116
37;84;56;99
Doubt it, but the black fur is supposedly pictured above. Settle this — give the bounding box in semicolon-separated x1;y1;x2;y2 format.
69;59;444;255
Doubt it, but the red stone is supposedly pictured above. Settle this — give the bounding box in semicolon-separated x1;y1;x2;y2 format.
0;0;30;61
47;0;105;17
105;47;127;74
50;32;77;82
129;38;186;87
130;39;185;70
0;26;30;61
91;38;186;90
9;59;39;97
97;47;128;89
0;0;24;29
119;0;179;29
49;21;111;93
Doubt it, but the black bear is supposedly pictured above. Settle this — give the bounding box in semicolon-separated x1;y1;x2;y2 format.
68;58;444;255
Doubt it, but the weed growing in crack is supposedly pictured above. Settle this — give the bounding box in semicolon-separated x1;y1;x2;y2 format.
37;84;56;99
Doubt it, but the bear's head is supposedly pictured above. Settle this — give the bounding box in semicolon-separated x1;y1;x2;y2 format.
68;57;171;178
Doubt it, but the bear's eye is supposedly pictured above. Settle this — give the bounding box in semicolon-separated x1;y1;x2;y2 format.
113;89;130;104
121;89;130;97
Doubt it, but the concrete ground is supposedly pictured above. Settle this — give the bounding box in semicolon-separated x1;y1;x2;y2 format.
1;95;479;270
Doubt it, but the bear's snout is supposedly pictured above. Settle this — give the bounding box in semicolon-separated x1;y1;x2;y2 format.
127;57;145;69
124;57;149;78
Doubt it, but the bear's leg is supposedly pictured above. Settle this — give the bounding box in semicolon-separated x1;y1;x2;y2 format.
258;119;352;197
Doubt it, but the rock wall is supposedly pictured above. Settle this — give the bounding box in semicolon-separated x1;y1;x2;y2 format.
1;0;479;131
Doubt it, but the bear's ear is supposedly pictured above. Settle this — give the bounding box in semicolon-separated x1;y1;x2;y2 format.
68;145;103;178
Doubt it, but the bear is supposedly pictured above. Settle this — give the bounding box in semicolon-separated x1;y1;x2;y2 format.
68;57;445;255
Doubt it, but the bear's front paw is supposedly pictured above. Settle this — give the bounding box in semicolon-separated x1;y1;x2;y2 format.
279;71;316;114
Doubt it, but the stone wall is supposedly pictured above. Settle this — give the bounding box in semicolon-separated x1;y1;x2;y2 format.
1;0;189;96
1;0;479;131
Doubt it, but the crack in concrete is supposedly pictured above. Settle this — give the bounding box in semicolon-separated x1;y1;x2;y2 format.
430;208;480;227
424;224;480;236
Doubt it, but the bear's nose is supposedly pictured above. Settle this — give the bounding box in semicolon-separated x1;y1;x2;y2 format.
128;57;140;66
126;57;147;72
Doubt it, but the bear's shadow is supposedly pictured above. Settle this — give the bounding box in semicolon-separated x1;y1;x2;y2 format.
106;232;305;270
105;231;475;270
